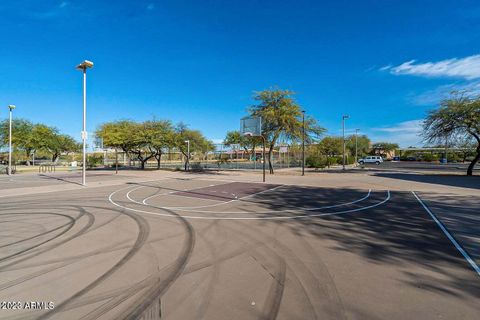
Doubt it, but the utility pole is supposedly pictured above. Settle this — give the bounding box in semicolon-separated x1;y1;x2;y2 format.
342;115;349;170
76;60;94;186
8;105;16;176
355;128;359;165
302;110;305;176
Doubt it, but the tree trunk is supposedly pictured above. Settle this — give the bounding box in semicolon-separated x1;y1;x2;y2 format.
467;147;480;176
155;151;162;170
25;150;31;166
52;154;59;163
182;152;189;171
250;143;257;160
140;159;146;170
267;144;274;174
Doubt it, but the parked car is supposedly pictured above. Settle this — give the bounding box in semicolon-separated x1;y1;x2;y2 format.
358;156;383;165
392;156;400;161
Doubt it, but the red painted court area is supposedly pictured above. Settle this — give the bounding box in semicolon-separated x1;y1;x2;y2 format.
173;182;280;201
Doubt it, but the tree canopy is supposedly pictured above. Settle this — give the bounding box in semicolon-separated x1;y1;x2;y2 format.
96;119;214;170
346;134;371;158
0;119;79;164
423;93;480;175
249;88;325;173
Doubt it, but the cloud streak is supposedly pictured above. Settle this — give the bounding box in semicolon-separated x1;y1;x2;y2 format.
383;54;480;80
370;120;424;147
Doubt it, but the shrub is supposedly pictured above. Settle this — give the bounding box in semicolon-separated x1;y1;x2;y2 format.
87;154;104;168
421;153;438;162
306;155;326;169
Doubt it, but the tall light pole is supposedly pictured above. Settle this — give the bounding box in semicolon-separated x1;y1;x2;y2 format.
302;110;305;176
76;60;94;186
7;105;15;176
342;115;349;170
185;140;190;171
355;128;359;165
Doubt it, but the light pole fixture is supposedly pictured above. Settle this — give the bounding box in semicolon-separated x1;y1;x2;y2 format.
7;105;16;176
185;140;190;171
355;128;359;165
302;110;306;176
76;60;94;186
342;115;349;170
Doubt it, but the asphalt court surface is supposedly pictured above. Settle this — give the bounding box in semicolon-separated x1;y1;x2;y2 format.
0;175;479;319
0;172;132;190
172;182;281;202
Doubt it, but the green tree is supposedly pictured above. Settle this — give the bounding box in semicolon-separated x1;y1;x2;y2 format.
47;134;80;162
371;142;399;158
0;120;72;165
143;119;175;169
174;124;215;171
317;136;343;167
249;88;324;174
454;137;476;163
346;134;371;159
224;131;249;154
223;130;262;160
96;120;151;169
0;119;35;163
423;93;480;175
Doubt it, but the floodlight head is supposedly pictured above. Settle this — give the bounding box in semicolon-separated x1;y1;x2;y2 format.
343;114;349;119
8;105;16;111
185;140;189;143
243;132;253;137
76;60;94;70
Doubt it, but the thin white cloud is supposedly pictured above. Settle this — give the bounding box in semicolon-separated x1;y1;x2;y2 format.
59;2;69;8
412;80;480;106
382;54;480;80
370;120;424;147
376;119;423;133
147;3;155;10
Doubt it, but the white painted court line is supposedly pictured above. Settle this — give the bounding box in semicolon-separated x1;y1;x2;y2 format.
412;191;480;277
150;188;372;214
108;187;387;220
142;181;234;205
149;184;285;210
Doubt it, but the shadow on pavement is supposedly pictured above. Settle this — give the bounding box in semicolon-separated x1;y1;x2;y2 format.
371;172;480;190
249;187;480;300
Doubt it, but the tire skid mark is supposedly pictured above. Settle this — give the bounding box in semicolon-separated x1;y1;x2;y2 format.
0;208;95;271
119;205;195;320
0;238;135;291
37;203;150;320
238;220;347;320
0;213;75;249
0;214;76;263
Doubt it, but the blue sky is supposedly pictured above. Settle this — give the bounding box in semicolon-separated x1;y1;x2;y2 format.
1;0;480;147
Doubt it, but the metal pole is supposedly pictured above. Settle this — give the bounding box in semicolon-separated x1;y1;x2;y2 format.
355;129;359;165
302;110;305;176
8;108;13;176
445;136;448;164
82;68;87;186
342;117;345;170
262;136;266;182
186;140;190;171
115;148;118;174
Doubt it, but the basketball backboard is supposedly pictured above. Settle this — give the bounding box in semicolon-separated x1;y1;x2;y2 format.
240;116;262;136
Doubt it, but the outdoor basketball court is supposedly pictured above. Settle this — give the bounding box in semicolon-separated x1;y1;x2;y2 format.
0;171;479;319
